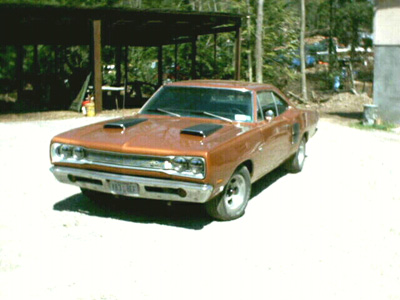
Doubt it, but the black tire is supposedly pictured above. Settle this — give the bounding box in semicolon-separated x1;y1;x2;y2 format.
285;136;307;173
205;166;251;221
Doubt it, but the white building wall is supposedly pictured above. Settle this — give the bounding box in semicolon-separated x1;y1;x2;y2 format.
373;0;400;123
374;0;400;45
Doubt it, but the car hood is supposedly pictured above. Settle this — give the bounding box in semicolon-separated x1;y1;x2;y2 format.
52;115;252;156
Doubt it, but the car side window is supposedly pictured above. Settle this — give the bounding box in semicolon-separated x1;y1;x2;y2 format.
257;91;278;120
272;93;289;116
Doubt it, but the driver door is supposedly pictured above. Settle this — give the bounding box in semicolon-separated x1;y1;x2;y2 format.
257;91;292;173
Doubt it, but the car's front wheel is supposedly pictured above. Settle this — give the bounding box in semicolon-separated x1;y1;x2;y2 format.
205;166;251;221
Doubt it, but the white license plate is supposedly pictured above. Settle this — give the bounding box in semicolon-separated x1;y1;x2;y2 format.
109;181;139;195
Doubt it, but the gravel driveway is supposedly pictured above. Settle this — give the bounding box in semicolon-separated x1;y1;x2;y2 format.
0;117;399;300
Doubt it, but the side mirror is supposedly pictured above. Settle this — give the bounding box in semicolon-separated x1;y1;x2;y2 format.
265;109;275;122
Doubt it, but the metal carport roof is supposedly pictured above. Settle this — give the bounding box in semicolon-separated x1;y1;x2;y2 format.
0;3;242;46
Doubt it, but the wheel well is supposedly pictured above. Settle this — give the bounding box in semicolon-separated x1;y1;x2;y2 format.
239;160;253;178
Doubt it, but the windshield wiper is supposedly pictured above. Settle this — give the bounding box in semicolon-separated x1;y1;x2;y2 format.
148;108;181;117
202;111;233;123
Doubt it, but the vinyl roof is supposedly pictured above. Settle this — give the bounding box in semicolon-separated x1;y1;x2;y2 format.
0;3;242;46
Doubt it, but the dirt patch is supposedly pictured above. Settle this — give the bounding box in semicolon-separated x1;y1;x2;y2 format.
296;92;373;125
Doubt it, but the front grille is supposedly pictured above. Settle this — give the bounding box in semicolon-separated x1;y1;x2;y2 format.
85;149;167;170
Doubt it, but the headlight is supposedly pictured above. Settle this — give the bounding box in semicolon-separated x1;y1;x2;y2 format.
50;143;86;162
169;156;205;178
189;158;204;174
172;157;188;172
73;147;85;160
60;145;73;158
50;143;62;162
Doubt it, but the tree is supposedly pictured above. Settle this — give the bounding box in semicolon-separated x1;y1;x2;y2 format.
255;0;264;83
300;0;308;101
245;0;253;82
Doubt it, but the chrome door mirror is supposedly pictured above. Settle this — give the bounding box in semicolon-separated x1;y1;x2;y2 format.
264;109;275;122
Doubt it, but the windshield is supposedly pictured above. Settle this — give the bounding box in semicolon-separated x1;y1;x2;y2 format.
141;86;253;122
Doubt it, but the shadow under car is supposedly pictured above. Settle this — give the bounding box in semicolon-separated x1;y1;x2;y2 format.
53;166;288;229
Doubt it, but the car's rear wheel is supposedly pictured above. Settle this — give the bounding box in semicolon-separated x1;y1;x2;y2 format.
285;136;306;173
205;166;251;221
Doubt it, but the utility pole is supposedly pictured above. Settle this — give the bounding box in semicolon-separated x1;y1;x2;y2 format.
255;0;264;83
300;0;308;102
246;0;253;82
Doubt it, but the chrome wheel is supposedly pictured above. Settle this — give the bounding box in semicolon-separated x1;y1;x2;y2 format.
297;139;306;168
205;166;251;221
285;136;307;173
224;174;247;211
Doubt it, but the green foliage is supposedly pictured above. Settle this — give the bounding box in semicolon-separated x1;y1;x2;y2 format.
306;0;373;52
0;0;374;98
0;47;16;81
351;122;398;132
260;0;299;88
335;1;373;49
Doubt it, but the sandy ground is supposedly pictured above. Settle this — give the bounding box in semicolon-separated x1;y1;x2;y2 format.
0;116;399;300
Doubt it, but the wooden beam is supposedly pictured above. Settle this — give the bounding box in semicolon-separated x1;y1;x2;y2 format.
16;45;23;101
234;27;241;81
33;45;40;98
174;41;178;81
124;45;128;104
158;45;163;87
54;46;59;74
92;20;102;113
191;36;197;79
213;33;217;77
33;45;39;75
115;45;122;85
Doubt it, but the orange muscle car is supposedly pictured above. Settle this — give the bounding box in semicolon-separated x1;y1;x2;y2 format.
50;80;318;220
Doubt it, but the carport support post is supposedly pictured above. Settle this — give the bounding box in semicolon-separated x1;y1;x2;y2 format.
54;46;60;74
92;20;102;113
158;45;163;87
124;45;128;101
214;33;218;77
115;46;122;85
124;45;128;84
16;45;23;101
234;27;241;81
33;45;40;75
33;45;40;97
191;36;197;79
174;41;178;81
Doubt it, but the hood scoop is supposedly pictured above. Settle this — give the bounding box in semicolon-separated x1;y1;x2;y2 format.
181;124;223;138
104;118;147;130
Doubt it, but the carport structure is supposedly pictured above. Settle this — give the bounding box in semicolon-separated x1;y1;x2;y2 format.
0;3;242;112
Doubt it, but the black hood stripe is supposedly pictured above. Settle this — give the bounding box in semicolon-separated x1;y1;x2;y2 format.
104;118;147;130
181;124;223;137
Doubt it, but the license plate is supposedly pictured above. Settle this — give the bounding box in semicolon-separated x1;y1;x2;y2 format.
109;181;139;196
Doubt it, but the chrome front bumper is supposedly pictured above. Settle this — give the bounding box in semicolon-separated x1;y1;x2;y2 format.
50;166;213;203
